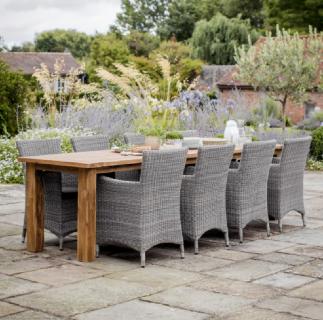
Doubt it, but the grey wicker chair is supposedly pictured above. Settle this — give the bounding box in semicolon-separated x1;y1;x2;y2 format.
124;132;145;145
71;135;139;181
71;135;109;152
181;145;235;253
226;140;276;243
96;149;188;267
268;137;312;232
16;139;77;249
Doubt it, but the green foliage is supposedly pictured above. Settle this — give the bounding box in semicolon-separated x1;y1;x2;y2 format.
165;131;183;139
235;27;323;129
307;157;323;171
191;13;259;65
10;41;35;52
125;31;160;57
310;127;323;160
34;29;92;59
116;0;172;33
178;58;203;83
264;0;323;32
151;40;191;65
129;56;162;82
220;0;264;28
0;61;29;136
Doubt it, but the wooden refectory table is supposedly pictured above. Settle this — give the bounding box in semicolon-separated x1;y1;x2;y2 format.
18;144;282;262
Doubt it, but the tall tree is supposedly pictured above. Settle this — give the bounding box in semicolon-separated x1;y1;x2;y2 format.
125;31;160;57
34;29;92;59
116;0;172;33
264;0;323;32
191;13;259;65
10;42;35;52
235;28;322;130
220;0;264;28
0;61;29;135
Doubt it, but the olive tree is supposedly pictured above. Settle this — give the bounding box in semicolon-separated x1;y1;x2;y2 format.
235;27;322;130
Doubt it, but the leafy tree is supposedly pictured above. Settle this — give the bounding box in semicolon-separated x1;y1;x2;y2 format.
235;27;323;130
116;0;172;33
191;13;259;65
264;0;323;32
220;0;264;28
11;42;35;52
34;29;92;59
0;61;29;135
158;0;220;41
125;31;160;57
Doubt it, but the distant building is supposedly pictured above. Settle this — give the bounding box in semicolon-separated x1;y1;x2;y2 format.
0;52;86;93
199;36;323;124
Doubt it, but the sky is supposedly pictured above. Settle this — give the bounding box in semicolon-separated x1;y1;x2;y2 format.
0;0;122;47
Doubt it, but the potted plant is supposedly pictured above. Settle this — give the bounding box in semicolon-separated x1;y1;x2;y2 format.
139;127;165;150
165;131;183;146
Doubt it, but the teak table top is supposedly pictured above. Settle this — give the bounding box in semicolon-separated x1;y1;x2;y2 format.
18;145;283;169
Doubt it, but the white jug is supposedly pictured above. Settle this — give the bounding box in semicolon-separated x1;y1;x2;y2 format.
224;120;240;144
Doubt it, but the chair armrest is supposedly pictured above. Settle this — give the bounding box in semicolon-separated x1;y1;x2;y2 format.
98;176;140;193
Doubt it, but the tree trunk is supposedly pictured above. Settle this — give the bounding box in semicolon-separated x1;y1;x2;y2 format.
281;94;288;132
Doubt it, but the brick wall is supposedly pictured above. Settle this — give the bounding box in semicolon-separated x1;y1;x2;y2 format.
219;89;323;124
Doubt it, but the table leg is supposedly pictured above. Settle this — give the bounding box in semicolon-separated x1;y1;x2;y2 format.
77;168;97;262
26;163;44;252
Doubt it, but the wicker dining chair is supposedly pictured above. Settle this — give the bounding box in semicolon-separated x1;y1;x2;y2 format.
71;135;139;181
124;132;145;145
16;139;77;249
96;148;188;267
71;135;109;152
268;137;312;232
181;145;235;253
226;140;276;243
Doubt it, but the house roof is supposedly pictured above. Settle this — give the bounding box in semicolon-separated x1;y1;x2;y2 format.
0;52;83;75
217;35;323;90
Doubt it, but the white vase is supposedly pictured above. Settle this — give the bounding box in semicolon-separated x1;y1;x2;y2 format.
224;120;240;144
145;136;161;150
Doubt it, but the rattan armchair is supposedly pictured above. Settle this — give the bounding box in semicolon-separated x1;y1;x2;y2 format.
96;149;187;267
226;140;276;243
268;137;312;232
16;139;77;249
181;145;235;253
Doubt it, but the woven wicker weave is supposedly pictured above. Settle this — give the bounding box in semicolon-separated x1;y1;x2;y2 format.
16;139;77;249
96;149;187;267
226;140;276;243
268;137;312;232
181;145;235;253
124;132;145;145
71;135;109;152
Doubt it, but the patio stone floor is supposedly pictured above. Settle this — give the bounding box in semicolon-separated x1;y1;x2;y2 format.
0;171;322;319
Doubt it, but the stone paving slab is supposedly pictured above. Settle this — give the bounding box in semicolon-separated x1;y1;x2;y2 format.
290;259;323;278
0;311;63;320
205;259;290;281
288;280;323;302
0;301;24;318
74;299;209;320
0;223;21;238
143;286;255;317
0;213;24;226
8;278;157;317
200;248;257;261
233;239;295;254
253;272;315;290
257;296;323;320
253;252;314;266
279;245;323;259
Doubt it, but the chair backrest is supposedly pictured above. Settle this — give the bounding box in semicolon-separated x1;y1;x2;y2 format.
279;137;312;173
194;145;235;183
71;135;109;152
140;149;187;189
180;130;199;137
124;132;145;145
16;138;61;157
239;140;276;178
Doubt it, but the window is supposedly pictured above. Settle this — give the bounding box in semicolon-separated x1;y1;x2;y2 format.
304;101;316;119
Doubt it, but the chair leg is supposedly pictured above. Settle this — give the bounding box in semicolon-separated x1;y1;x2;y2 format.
302;214;306;227
266;221;271;237
180;243;185;259
278;219;283;233
58;236;64;251
194;239;199;255
140;250;146;268
21;227;27;243
239;228;243;243
96;244;100;258
224;231;230;247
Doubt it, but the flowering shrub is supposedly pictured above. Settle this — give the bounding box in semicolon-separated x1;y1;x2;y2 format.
0;127;96;184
